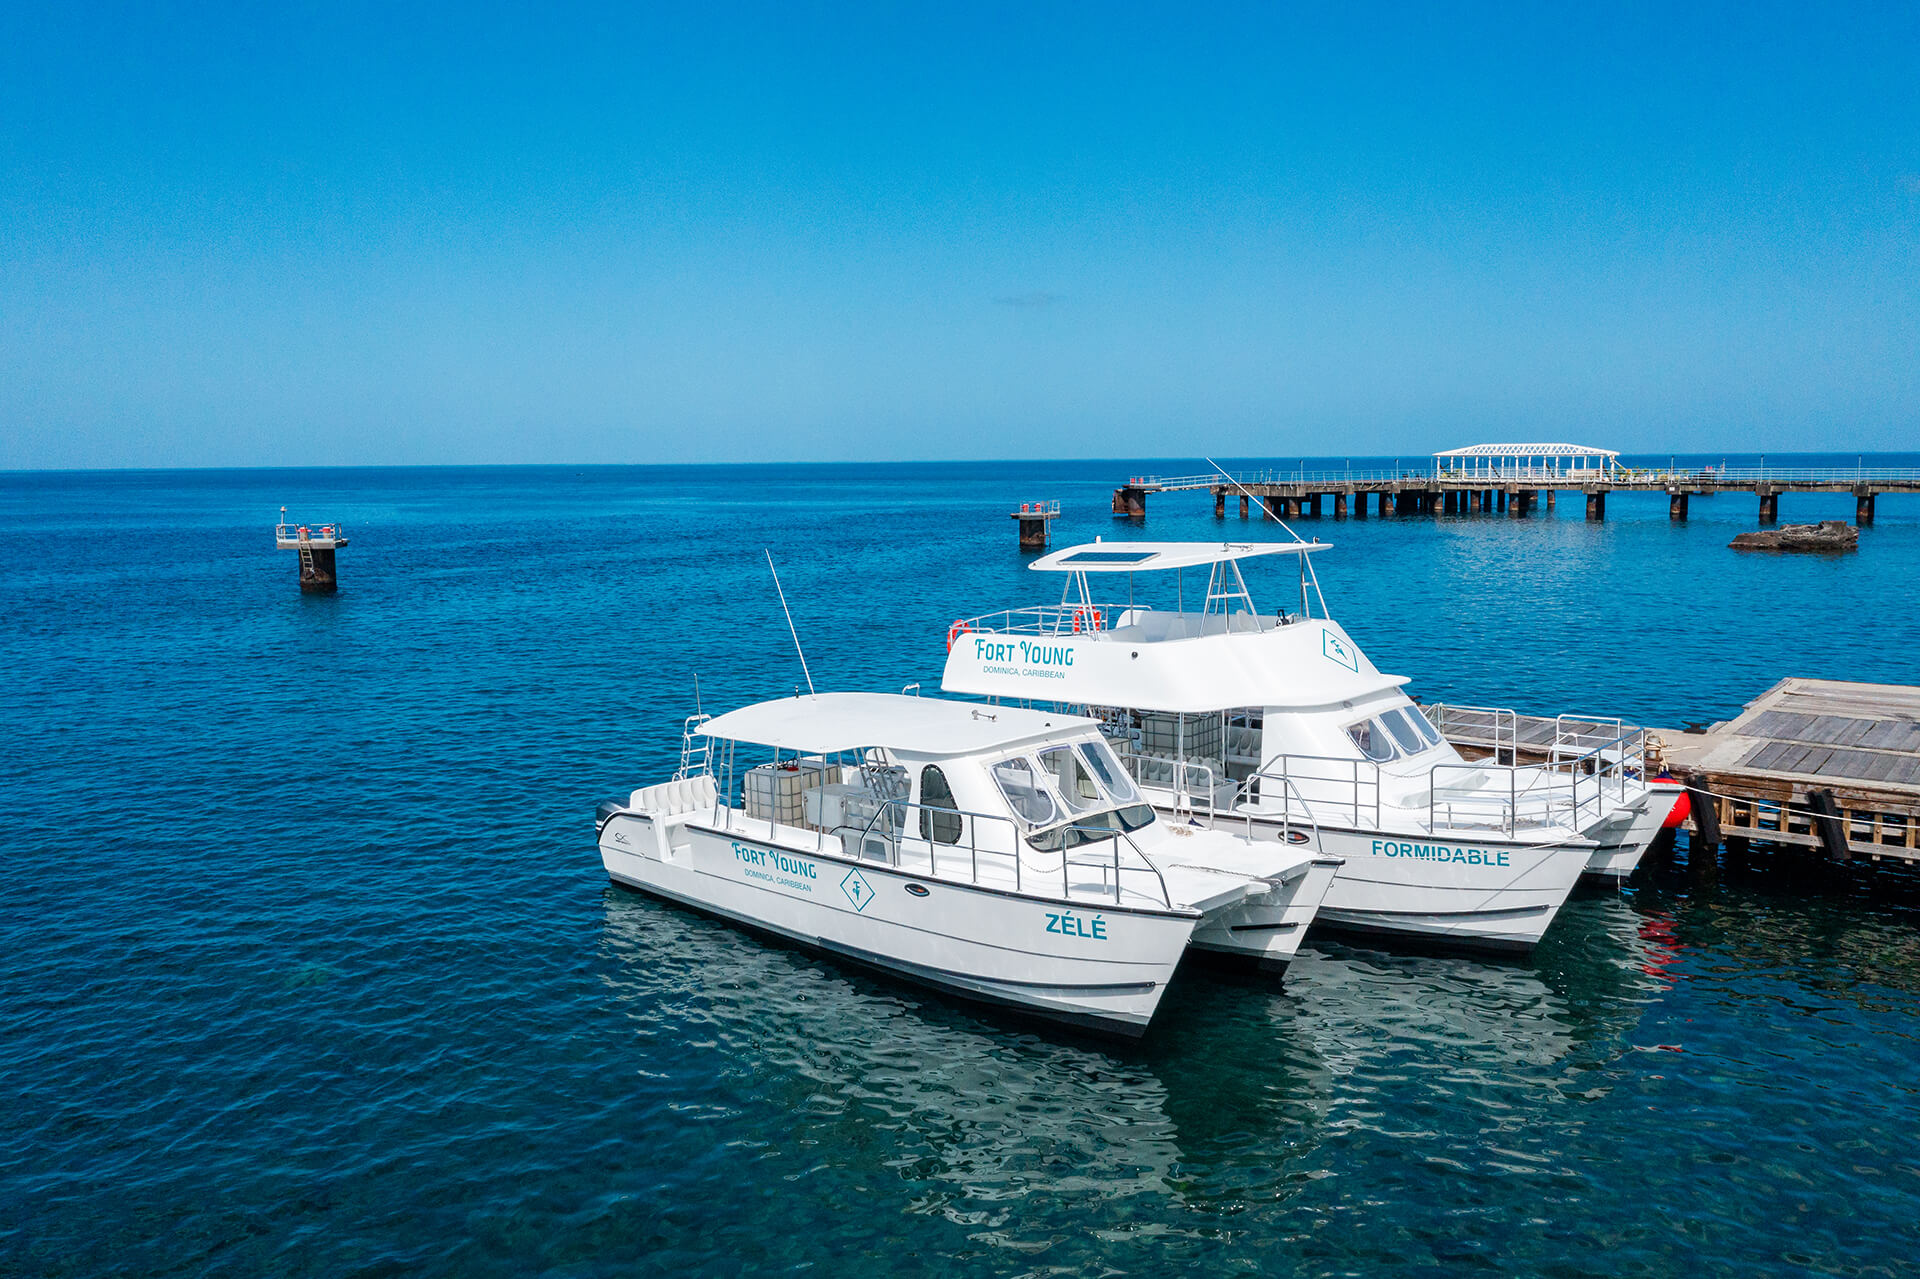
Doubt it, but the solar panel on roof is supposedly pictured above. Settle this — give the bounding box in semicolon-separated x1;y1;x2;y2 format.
1060;550;1157;564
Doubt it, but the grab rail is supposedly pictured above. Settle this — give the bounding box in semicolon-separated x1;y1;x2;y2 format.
950;603;1140;638
1248;753;1383;829
846;797;1173;909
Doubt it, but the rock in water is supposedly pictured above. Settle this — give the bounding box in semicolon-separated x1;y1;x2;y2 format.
1729;520;1859;552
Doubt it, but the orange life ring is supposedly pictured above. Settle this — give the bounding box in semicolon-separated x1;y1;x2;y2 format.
947;619;972;652
1072;607;1104;633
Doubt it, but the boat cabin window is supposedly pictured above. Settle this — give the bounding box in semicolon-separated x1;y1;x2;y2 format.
1380;707;1428;755
1347;718;1396;762
1039;746;1101;813
991;756;1058;826
918;765;962;845
1076;738;1140;804
1405;704;1444;748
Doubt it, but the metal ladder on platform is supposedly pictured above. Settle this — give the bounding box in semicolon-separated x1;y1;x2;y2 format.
297;530;315;577
674;714;712;780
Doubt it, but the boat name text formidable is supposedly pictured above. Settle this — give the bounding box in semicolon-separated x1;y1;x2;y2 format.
1372;840;1511;867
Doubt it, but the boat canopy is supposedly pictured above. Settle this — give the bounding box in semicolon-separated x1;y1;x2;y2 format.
1431;442;1619;461
1028;540;1328;574
697;692;1099;756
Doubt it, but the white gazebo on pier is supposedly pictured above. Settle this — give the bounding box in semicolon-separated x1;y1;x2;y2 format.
1432;443;1622;482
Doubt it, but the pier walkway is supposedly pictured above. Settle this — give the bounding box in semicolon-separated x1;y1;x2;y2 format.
1114;457;1920;525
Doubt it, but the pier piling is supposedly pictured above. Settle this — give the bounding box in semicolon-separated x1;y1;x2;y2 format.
276;508;349;593
1011;501;1060;550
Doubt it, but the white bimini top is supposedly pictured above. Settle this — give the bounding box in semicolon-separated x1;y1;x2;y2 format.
1026;540;1328;573
698;692;1100;757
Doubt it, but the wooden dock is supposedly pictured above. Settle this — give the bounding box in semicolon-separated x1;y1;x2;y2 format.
1428;681;1920;867
1114;466;1920;527
1661;679;1920;864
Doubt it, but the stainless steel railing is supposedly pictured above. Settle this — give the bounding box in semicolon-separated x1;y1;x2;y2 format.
843;796;1173;909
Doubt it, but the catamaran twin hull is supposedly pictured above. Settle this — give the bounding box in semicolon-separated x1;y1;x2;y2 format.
1583;785;1684;881
1183;814;1595;952
600;816;1199;1038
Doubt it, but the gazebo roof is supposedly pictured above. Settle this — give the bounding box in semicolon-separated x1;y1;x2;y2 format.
1433;442;1620;460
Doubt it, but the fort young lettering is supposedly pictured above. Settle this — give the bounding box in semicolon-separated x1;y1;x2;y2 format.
732;842;820;880
971;638;1075;668
1371;840;1511;867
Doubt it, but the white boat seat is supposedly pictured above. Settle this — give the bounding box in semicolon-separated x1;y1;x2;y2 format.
628;776;718;816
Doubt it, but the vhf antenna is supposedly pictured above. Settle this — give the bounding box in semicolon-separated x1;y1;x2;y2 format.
1204;456;1329;618
765;550;816;697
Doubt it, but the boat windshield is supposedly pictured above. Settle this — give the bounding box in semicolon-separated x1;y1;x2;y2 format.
993;741;1157;851
1024;803;1158;852
990;756;1058;825
1039;745;1102;813
1406;704;1444;748
1347;718;1395;762
1076;738;1141;803
1380;707;1427;755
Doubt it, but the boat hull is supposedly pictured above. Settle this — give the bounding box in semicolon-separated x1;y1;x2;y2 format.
1184;856;1342;974
1174;811;1590;954
1580;781;1685;882
599;814;1196;1038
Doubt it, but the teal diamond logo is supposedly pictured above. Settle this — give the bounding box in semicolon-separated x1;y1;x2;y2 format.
840;868;875;912
1322;629;1359;672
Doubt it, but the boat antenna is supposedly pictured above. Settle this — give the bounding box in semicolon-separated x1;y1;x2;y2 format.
765;550;816;697
1204;456;1305;544
693;673;703;716
1205;456;1329;618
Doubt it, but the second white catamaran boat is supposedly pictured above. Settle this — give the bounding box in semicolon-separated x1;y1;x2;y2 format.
595;692;1337;1037
939;540;1685;954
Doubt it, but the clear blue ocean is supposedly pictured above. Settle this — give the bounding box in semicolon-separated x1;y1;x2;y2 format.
4;455;1919;1276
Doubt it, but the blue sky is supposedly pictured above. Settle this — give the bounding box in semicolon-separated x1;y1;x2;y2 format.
3;2;1917;468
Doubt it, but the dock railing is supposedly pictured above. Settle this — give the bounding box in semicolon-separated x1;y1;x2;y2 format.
274;521;346;547
1126;465;1920;493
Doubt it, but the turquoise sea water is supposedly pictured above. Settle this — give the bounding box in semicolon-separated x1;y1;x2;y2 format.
4;457;1920;1277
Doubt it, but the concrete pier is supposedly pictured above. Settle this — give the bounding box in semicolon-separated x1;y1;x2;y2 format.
276;509;349;593
1011;501;1060;550
1109;459;1920;532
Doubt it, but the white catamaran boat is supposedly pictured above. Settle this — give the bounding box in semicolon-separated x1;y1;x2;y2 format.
939;541;1685;954
595;692;1338;1038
